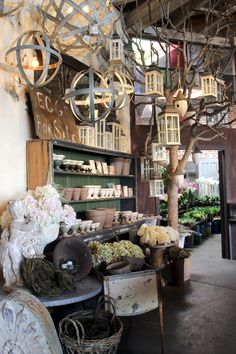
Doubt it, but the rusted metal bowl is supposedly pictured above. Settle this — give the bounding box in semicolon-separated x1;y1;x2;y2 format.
53;237;93;281
106;261;131;275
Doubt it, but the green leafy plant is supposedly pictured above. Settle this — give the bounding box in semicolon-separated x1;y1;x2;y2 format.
165;245;191;261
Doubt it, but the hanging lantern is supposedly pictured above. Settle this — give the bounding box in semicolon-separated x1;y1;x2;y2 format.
149;179;165;197
157;105;180;146
95;118;106;148
144;65;164;97
0;0;23;16
64;68;116;124
174;90;188;119
5;30;62;88
42;0;115;55
200;72;217;98
216;77;226;102
151;144;167;162
105;125;113;150
106;113;121;151
185;102;196;125
109;31;125;65
192;146;202;166
77;121;95;146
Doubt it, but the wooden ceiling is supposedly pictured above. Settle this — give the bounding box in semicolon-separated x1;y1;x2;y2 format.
112;0;236;47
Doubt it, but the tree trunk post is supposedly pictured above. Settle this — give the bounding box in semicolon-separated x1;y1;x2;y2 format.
168;146;179;230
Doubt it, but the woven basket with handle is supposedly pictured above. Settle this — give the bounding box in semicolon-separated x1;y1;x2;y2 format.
59;296;123;354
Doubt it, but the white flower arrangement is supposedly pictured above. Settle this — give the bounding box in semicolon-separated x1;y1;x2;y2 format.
0;185;76;230
137;224;179;247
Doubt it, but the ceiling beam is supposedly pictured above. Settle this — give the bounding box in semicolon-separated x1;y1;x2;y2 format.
132;27;233;47
170;0;210;28
112;0;136;5
125;0;190;29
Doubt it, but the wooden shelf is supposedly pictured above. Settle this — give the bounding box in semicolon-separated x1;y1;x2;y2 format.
54;170;135;178
64;196;136;204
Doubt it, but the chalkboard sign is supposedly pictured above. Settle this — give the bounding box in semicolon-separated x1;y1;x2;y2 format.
29;88;80;143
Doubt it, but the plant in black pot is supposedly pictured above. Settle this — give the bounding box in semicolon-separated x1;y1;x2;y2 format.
165;246;191;286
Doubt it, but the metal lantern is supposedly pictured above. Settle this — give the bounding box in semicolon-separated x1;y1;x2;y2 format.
216;77;225;102
151;144;167;162
105;126;113;150
64;68;116;124
95;118;106;148
149;179;165;197
0;0;23;16
200;72;217;98
145;65;164;97
106;114;121;151
174;90;188;119
77;121;95;146
109;31;125;65
157;105;180;146
5;30;62;88
42;0;115;55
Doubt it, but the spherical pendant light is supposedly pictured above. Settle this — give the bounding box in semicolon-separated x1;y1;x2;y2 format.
41;0;115;55
5;30;62;87
64;67;116;123
0;0;23;17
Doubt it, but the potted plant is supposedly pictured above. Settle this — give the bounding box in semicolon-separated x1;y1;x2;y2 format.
165;245;191;286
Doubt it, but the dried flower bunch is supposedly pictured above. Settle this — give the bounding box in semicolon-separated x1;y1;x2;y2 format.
137;224;178;247
88;240;145;268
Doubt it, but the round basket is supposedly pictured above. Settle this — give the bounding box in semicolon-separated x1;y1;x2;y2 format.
59;297;123;354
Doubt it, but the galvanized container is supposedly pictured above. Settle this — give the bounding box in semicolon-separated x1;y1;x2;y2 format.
97;269;159;316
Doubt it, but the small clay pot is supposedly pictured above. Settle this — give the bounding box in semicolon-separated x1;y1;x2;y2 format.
72;188;81;201
122;158;131;176
80;187;89;200
96;208;115;228
110;157;124;175
85;209;106;228
63;188;73;201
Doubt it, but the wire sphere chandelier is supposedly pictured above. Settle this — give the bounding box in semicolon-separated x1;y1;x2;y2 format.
41;0;115;55
64;67;116;123
0;0;23;17
5;30;62;87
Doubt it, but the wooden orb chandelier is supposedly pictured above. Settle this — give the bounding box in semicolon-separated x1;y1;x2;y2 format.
64;68;116;124
41;0;115;55
0;0;23;17
5;30;62;87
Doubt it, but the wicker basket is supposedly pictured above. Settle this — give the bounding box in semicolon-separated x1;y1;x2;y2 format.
59;297;123;354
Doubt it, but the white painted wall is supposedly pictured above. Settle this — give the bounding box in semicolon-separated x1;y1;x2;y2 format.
0;88;31;213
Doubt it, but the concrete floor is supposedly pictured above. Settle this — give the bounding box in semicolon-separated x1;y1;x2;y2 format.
118;234;236;354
